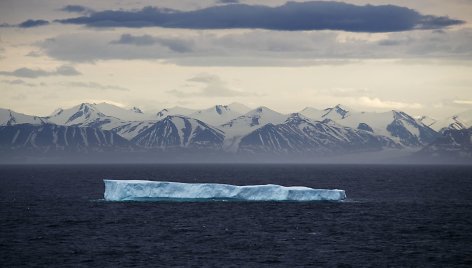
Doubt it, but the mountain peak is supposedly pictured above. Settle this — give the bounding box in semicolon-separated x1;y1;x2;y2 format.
323;104;351;119
334;104;351;113
227;102;251;114
285;113;312;124
302;107;321;112
50;108;64;117
253;106;274;113
131;107;143;114
214;105;229;115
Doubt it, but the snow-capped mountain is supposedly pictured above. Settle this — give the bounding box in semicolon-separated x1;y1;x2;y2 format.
90;102;153;121
417;116;437;128
221;106;288;151
226;102;252;114
0;108;48;126
222;106;287;134
321;104;352;121
238;113;397;154
302;105;437;147
419;127;472;160
424;109;472;132
299;107;326;121
104;121;155;140
156;106;196;119
131;116;224;150
300;104;352;121
46;103;152;126
189;105;242;126
130;106;144;114
0;123;131;152
46;103;124;131
45;103;160;140
3;102;471;162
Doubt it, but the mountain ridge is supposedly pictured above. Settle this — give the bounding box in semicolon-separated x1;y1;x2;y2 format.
1;102;470;161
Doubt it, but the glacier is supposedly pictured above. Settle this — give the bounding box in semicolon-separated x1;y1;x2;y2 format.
103;180;346;202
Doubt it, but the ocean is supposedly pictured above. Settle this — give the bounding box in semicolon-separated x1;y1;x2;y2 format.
1;164;471;267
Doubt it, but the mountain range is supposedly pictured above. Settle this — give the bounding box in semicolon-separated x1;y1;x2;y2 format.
0;102;470;163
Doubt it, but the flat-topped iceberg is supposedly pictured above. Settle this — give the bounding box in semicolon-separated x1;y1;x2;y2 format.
104;180;346;202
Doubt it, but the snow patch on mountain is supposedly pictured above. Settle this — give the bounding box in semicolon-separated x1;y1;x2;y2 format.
132;115;224;150
221;106;288;151
156;106;196;119
426;109;472;132
190;105;242;126
0;123;131;152
302;105;437;147
226;102;251;114
238;113;397;154
0;108;48;126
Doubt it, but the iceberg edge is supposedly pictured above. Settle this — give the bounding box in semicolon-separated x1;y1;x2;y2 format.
104;180;346;202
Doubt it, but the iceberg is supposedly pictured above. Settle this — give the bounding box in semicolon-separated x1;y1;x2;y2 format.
103;180;346;202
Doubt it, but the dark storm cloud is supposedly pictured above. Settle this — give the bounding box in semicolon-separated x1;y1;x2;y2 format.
57;1;464;33
111;34;194;53
19;19;49;28
0;65;81;78
60;5;94;14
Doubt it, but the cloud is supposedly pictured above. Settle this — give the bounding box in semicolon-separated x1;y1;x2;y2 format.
316;87;370;97
38;28;472;65
25;51;42;57
19;19;49;28
453;100;472;105
61;81;129;91
55;65;81;76
60;5;94;14
358;96;423;109
0;65;81;78
111;34;194;53
167;74;251;97
436;99;472;108
217;0;240;4
2;79;38;87
57;2;464;33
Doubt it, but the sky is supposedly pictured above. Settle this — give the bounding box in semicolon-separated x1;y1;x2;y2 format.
0;0;471;119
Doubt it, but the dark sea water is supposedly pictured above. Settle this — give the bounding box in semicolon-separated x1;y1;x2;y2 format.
1;164;472;267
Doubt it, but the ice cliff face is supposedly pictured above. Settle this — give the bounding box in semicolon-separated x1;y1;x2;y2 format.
104;180;347;201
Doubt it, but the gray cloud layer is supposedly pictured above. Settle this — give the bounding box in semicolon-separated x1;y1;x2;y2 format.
216;0;240;4
60;5;94;14
38;29;472;65
61;81;129;91
58;1;464;33
0;65;81;78
19;19;49;28
111;34;194;53
167;74;252;97
2;79;39;87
